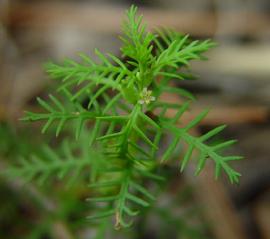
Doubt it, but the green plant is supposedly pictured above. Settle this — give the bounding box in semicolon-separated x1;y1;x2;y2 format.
5;5;242;230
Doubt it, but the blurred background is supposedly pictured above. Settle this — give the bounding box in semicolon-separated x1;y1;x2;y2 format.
0;0;269;238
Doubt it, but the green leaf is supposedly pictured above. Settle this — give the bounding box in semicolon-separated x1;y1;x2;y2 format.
199;125;226;142
123;207;139;216
172;102;190;123
128;140;152;158
161;136;180;162
138;111;160;130
131;181;155;201
212;140;238;151
195;153;207;175
184;110;209;131
96;115;129;122
86;195;119;202
96;131;124;141
37;97;54;112
180;145;194;172
126;193;149;207
133;125;158;150
87;210;115;220
41;117;54;134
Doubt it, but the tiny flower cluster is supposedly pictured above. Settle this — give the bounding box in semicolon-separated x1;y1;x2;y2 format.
138;88;155;105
